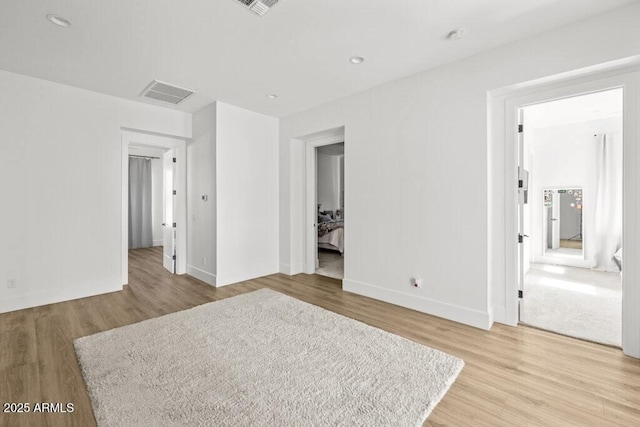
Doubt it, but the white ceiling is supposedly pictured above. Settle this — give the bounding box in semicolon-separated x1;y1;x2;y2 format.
524;88;623;129
0;0;636;118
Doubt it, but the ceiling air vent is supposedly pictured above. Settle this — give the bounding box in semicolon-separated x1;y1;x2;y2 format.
233;0;280;16
139;80;195;105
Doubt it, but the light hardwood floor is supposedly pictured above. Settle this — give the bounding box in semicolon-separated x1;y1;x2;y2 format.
1;246;639;426
560;239;583;250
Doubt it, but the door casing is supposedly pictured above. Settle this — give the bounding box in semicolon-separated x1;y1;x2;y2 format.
121;129;188;285
499;69;640;358
304;130;345;275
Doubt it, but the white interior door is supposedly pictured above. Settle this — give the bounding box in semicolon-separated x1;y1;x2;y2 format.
162;149;176;273
517;110;525;316
315;150;320;270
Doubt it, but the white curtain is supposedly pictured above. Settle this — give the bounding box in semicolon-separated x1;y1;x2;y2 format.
593;133;622;271
128;157;153;249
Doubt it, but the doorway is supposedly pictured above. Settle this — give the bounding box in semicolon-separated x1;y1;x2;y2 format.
121;129;188;285
518;89;623;346
303;127;345;282
315;143;344;279
127;146;176;272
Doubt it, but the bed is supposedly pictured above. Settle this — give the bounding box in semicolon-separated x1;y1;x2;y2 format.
317;215;344;255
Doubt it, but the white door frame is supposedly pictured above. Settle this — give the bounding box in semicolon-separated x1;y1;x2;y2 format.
500;69;640;357
304;129;345;276
121;128;188;285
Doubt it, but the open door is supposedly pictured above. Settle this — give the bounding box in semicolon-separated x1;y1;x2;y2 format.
162;149;176;273
314;149;320;270
517;109;526;318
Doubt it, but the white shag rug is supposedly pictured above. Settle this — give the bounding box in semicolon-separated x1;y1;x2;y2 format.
75;289;463;427
522;264;621;346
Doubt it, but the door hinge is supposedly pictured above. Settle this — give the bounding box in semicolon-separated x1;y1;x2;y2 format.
518;290;523;299
172;222;177;228
172;190;177;195
518;124;523;133
172;157;176;163
518;234;523;243
518;179;523;188
172;255;176;260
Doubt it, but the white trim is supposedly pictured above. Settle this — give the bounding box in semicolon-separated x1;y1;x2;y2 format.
121;126;188;141
187;265;216;286
343;278;492;330
622;74;640;358
491;307;506;325
0;283;122;314
490;61;640;358
121;129;189;285
290;263;305;275
152;239;163;247
279;263;291;275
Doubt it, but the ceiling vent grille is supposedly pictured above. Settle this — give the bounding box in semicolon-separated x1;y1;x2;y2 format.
139;80;195;105
233;0;280;16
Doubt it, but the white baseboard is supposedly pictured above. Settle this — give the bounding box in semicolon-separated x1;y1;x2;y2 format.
152;239;163;247
187;264;216;286
284;263;304;275
343;278;492;330
0;283;123;314
279;263;291;275
491;306;508;326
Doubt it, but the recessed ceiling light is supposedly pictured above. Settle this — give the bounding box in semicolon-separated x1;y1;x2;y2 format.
349;56;365;64
46;14;71;28
447;29;465;40
266;94;278;99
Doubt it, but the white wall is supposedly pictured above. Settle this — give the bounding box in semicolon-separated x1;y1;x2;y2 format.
0;70;191;313
317;153;341;213
216;102;279;286
187;103;217;285
528;118;622;266
279;3;640;329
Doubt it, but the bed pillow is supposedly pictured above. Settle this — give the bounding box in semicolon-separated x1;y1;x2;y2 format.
318;213;332;223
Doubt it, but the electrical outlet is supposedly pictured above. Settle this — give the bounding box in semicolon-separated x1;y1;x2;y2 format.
7;278;17;289
411;277;422;288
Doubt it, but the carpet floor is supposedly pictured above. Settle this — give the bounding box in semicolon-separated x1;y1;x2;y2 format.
521;263;621;346
315;249;344;279
75;289;463;427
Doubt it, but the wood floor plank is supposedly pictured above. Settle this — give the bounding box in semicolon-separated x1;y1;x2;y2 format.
33;309;93;427
0;310;37;371
0;246;639;426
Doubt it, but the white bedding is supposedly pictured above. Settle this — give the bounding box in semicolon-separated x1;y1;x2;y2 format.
318;227;344;254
